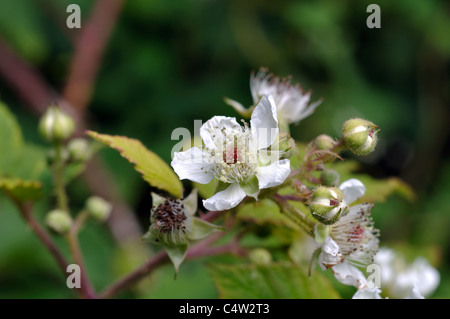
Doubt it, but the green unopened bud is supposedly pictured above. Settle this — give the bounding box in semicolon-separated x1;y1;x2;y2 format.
342;118;378;156
86;196;112;222
45;210;72;234
249;248;272;265
314;134;335;150
269;132;295;160
310;186;349;225
320;169;340;187
39;106;75;143
68;138;91;162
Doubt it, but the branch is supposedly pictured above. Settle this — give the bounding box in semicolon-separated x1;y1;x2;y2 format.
0;37;58;114
62;0;126;114
99;232;244;299
17;202;70;274
66;218;97;299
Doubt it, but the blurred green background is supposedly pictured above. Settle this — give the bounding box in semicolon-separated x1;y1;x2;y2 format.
0;0;449;298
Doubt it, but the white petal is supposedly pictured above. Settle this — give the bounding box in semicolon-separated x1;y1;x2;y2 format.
200;116;241;150
339;178;366;204
353;286;383;299
202;183;246;211
319;237;343;270
409;257;440;297
171;147;215;184
250;95;279;150
256;159;291;189
405;284;425;299
390;272;417;299
332;261;367;289
373;248;397;286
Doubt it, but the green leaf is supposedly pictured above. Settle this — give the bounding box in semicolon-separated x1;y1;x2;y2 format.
87;131;183;198
164;243;188;275
188;217;225;241
0;178;43;202
207;262;341;299
0;101;24;174
329;160;416;203
194;180;216;199
236;199;298;229
11;144;47;181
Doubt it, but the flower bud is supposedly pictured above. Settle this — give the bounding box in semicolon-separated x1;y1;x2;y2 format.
68;138;91;162
147;197;192;246
249;248;272;265
45;210;72;234
85;196;112;222
342;118;378;156
320;169;340;187
314;134;335;151
310;186;349;225
270;132;295;160
39;106;75;143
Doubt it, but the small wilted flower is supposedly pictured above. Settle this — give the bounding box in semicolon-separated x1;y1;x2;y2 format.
39;106;75;143
147;196;191;246
224;68;322;128
342;118;378;156
171;95;291;211
310;186;349;225
143;190;224;273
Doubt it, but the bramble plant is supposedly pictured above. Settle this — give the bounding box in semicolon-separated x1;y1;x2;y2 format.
0;69;439;299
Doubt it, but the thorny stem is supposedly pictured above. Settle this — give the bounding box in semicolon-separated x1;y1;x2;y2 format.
305;140;344;172
289;140;344;179
99;232;245;299
273;193;315;237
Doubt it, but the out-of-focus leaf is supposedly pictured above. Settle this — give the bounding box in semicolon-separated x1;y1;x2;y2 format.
194;180;216;199
0;178;43;202
207;262;341;299
0;101;24;173
329;160;415;203
11;144;47;181
289;142;308;169
0;0;48;63
64;162;86;184
87;131;183;198
236;199;298;229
